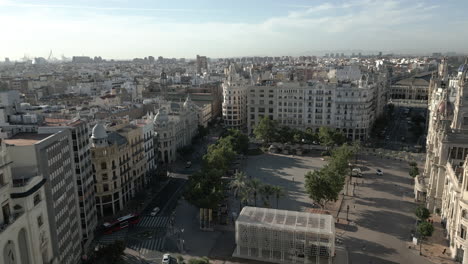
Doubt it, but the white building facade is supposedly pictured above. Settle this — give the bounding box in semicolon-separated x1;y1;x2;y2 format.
154;97;199;163
420;59;468;262
222;64;249;130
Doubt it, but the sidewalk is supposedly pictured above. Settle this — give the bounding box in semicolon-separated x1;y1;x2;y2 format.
406;215;455;264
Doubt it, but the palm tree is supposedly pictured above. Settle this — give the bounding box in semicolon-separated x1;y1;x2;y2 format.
260;184;275;207
230;171;248;211
230;171;247;198
239;188;251;209
248;178;263;207
271;186;285;209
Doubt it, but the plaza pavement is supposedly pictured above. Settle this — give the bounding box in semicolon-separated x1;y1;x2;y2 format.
165;150;447;264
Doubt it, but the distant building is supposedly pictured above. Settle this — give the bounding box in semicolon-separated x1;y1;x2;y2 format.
390;72;431;100
196;55;208;74
72;56;93;63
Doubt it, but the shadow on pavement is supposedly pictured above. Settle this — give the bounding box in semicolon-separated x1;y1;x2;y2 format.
335;222;359;232
355;197;416;214
355;209;415;241
349;252;400;264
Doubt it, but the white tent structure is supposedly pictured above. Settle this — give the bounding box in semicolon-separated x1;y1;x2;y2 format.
234;207;335;264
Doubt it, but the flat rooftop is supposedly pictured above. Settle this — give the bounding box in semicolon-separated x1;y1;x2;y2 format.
4;133;52;146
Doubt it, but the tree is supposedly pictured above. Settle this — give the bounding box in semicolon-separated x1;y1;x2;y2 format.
417;221;434;255
197;125;209;139
253;116;279;143
203;139;236;173
277;126;293;143
177;255;185;264
271;185;285;209
408;161;418;167
409;166;420;178
305;168;344;208
185;168;224;209
260;184;275;207
188;257;210;264
230;171;248;210
415;205;431;221
318;127;335;148
248;178;263;207
225;129;249;154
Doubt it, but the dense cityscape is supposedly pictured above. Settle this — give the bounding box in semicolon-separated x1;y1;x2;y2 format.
2;1;468;264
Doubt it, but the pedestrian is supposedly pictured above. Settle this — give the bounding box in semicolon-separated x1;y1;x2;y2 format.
292;177;294;182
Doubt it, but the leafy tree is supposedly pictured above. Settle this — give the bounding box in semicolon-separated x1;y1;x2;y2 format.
305;168;344;208
225;129;249;154
409;166;420;178
188;257;210;264
408;161;418;167
318;127;335;148
277;126;293;143
253;116;279;143
293;131;304;144
271;185;285;209
248;178;263;207
185;168;224;209
203;140;236;173
177;255;185;264
415;205;431;221
417;221;434;255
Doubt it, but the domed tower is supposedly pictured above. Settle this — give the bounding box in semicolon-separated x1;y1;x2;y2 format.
91;123;108;147
153;108;169;127
160;70;168;100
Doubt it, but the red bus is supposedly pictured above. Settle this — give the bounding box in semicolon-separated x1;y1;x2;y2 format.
101;213;140;234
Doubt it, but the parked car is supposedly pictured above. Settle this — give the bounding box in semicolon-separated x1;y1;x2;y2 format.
352;168;363;177
162;254;171;264
185;161;192;168
151;207;160;217
376;169;383;175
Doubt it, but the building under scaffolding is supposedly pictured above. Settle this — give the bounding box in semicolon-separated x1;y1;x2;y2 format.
234;207;335;264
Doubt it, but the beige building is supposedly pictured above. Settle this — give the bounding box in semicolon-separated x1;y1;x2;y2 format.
91;123;133;217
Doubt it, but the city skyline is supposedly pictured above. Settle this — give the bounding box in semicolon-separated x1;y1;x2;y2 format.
1;0;468;60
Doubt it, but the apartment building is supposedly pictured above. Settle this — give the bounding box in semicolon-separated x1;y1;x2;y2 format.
39;118;97;252
222;64;249;130
1;139;54;264
132;117;157;184
247;75;379;140
153;97;198;163
91;123;132;217
5;130;82;264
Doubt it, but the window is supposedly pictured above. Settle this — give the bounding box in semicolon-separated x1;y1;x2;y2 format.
461;225;467;239
102;173;108;181
37;215;43;227
0;173;5;186
34;193;41;206
103;184;109;192
101;162;107;170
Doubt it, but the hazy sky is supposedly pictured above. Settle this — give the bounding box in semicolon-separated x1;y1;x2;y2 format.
1;0;467;60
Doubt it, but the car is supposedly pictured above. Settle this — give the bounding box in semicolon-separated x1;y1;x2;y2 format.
150;207;160;217
376;169;383;175
162;253;171;264
185;161;192;168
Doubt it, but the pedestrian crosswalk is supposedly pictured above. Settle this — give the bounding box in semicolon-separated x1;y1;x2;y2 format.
128;238;165;255
96;229;128;244
137;216;170;228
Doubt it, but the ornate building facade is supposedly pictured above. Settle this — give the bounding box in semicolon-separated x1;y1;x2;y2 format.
418;58;468;262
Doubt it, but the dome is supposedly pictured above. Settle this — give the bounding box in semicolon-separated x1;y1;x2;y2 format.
91;123;107;139
154;108;169;124
437;99;454;118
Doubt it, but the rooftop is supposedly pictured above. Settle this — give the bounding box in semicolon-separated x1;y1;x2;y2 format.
237;206;334;234
4;133;52;146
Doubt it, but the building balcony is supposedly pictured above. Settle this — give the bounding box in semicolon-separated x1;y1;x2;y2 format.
0;211;24;234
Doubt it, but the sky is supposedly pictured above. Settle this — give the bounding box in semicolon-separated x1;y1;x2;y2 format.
0;0;467;60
